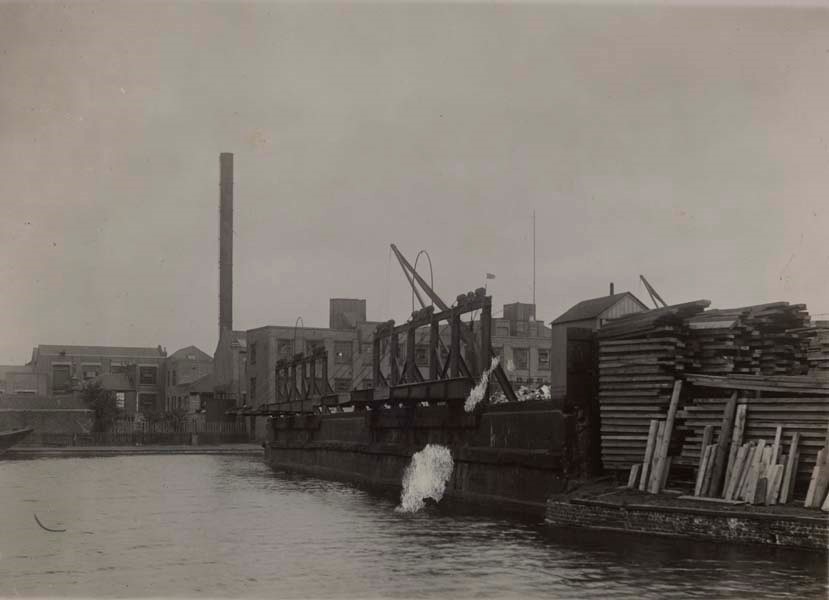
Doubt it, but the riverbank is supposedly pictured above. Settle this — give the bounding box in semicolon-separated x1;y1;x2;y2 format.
546;481;829;552
3;443;263;459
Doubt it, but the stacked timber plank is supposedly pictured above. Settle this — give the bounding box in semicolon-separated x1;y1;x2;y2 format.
685;303;810;377
598;300;709;469
680;373;829;495
805;321;829;380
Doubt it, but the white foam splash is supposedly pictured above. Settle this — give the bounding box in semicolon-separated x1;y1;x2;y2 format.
396;444;454;513
464;356;500;413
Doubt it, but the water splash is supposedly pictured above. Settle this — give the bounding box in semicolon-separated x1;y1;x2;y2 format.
464;356;500;412
396;444;454;513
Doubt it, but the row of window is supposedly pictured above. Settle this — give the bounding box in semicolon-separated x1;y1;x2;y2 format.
51;364;158;393
493;348;549;370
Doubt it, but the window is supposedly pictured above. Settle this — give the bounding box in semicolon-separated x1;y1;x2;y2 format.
52;365;71;393
249;342;257;365
277;339;293;357
334;341;352;364
115;392;126;410
334;378;352;393
515;321;529;336
138;393;157;411
186;354;196;360
250;377;257;401
495;324;510;337
514;348;529;370
537;349;550;369
172;369;177;386
111;362;129;374
307;340;326;355
139;366;157;385
82;364;100;380
415;345;429;367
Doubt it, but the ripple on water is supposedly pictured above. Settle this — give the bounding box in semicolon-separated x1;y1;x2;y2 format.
0;455;826;599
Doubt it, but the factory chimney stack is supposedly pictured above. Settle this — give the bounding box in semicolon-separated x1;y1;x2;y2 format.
219;153;234;337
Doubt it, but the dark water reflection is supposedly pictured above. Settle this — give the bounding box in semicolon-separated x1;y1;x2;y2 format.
0;455;825;598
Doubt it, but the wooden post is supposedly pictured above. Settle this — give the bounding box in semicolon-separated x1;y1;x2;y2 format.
640;419;659;492
779;432;800;504
722;404;747;498
724;444;748;501
650;380;682;494
695;444;714;497
695;425;714;496
707;392;738;498
648;420;667;493
770;425;783;465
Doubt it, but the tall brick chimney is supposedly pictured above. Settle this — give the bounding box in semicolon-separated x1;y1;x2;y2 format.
219;153;234;336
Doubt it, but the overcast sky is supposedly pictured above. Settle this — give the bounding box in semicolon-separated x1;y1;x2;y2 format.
1;1;827;364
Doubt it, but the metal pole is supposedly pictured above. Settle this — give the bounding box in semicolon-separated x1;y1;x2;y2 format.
532;210;536;309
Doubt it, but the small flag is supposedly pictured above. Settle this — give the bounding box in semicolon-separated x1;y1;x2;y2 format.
486;273;496;280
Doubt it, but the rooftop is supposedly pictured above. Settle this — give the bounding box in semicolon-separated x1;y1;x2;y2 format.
552;292;647;325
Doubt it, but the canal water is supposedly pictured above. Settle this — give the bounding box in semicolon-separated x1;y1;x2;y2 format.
0;455;825;598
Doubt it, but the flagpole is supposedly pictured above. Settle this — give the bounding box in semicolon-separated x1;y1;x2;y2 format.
532;210;536;310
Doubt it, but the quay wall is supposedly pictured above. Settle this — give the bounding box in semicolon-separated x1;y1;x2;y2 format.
265;400;567;516
546;497;828;552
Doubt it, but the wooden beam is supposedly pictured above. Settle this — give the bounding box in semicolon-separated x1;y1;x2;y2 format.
639;419;659;492
707;392;738;498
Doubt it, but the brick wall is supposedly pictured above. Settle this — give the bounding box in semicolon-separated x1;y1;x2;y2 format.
546;498;828;551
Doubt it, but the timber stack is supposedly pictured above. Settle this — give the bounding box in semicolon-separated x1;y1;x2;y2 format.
804;321;829;380
597;300;709;469
679;374;829;496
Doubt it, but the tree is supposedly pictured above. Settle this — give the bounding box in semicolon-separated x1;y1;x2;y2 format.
80;380;119;433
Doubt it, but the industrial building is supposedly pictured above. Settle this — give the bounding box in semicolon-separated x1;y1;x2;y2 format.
25;344;168;413
164;345;213;412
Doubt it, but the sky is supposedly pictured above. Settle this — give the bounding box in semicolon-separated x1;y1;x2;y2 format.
1;1;828;364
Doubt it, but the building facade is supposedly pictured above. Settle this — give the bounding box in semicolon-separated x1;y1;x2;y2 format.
27;344;168;412
164;345;213;411
246;299;380;408
492;303;553;387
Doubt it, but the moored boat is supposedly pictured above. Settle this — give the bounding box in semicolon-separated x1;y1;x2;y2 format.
0;427;34;454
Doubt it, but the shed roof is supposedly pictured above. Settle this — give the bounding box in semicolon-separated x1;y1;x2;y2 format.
551;292;647;325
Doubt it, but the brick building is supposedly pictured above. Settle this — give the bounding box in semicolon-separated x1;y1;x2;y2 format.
164;345;213;411
26;344;167;413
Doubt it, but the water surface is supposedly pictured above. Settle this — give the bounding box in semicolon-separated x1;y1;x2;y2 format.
0;455;825;598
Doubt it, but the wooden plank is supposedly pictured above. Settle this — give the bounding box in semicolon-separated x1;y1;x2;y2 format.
736;445;757;501
724;444;749;501
722;404;748;497
627;464;641;489
648;421;667;492
751;477;768;506
766;464;785;505
770;425;783;465
707;392;738;498
779;433;800;504
695;425;714;495
639;419;660;492
701;444;717;497
695;444;714;496
650;380;682;493
743;440;766;501
806;451;829;508
659;456;673;492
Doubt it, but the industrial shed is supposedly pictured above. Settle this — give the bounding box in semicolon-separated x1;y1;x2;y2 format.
549;292;648;399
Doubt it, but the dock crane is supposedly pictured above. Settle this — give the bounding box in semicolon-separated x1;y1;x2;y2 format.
639;274;668;309
390;244;518;403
